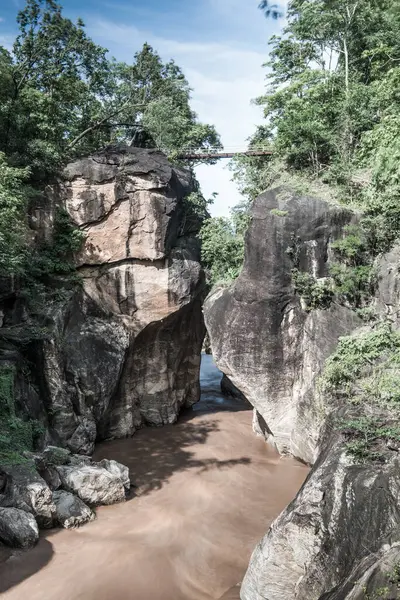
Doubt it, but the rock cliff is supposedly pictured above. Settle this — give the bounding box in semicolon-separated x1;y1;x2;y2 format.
205;187;360;463
205;187;400;600
1;147;205;456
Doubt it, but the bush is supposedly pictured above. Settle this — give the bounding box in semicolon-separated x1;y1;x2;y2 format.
291;269;334;311
0;365;43;466
329;263;376;307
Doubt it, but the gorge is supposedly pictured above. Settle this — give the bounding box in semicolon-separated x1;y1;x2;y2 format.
1;0;400;598
2;145;400;600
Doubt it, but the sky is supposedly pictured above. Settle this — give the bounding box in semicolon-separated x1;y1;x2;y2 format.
0;0;284;217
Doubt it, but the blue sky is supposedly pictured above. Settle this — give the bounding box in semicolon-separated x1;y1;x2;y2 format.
0;0;284;216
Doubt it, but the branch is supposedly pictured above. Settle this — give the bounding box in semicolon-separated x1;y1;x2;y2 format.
67;103;146;149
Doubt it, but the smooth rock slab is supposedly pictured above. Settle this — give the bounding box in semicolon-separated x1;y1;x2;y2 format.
53;491;95;529
56;464;126;506
0;507;39;549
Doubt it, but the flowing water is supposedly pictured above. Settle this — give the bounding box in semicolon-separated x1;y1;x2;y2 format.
0;355;308;600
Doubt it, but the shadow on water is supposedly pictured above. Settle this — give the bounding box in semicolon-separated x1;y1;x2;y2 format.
95;354;252;497
0;539;54;594
0;354;254;596
97;416;252;497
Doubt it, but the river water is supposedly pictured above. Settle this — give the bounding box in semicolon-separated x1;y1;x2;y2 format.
0;355;308;600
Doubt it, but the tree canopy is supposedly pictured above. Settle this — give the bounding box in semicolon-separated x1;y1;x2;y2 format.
212;0;400;286
0;0;221;277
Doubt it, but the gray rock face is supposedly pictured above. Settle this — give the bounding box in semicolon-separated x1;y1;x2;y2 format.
56;464;126;506
28;147;205;451
53;490;94;529
96;459;130;491
0;467;55;528
0;507;39;549
375;243;400;324
205;187;359;463
204;187;400;600
241;425;400;600
220;374;247;402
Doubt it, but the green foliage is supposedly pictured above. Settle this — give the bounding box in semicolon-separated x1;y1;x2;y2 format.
44;446;70;465
330;226;367;264
270;208;288;217
339;417;400;462
322;324;400;392
291;269;334;311
329;264;376;308
0;154;30;275
180;190;215;236
0;365;43;466
199;207;251;285
0;2;221;283
321;323;400;462
29;208;85;278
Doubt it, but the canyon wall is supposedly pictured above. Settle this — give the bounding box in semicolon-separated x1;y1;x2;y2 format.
205;187;400;599
1;147;205;455
205;187;360;463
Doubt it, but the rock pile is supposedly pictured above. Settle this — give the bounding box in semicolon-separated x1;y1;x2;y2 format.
0;446;130;549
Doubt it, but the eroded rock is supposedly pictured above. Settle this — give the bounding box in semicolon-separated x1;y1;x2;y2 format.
96;459;130;491
205;186;360;463
0;507;39;549
0;466;55;528
33;147;205;449
53;490;94;529
56;464;126;506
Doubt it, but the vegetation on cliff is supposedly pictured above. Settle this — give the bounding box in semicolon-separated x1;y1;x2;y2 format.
0;0;221;280
205;0;400;288
251;0;400;464
0;0;221;461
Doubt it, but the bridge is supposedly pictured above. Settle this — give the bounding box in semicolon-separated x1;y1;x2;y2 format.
176;146;273;160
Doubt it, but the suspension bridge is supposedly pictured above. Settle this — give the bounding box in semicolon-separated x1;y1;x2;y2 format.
176;145;273;160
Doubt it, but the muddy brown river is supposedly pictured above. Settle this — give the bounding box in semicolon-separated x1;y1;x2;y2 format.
0;356;308;600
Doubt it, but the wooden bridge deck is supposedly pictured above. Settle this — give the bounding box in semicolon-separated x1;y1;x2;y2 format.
177;149;273;160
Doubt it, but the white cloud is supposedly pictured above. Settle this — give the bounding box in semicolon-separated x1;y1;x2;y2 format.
87;11;273;217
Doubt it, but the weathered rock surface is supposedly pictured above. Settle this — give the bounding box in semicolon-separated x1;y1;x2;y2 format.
205;187;400;600
0;467;55;528
56;464;126;506
96;459;130;491
5;147;205;453
53;490;94;529
220;374;247;402
205;187;360;463
241;423;400;600
375;243;400;324
0;448;129;544
0;507;39;549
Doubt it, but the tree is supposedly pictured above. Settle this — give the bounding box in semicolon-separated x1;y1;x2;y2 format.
259;1;284;19
0;154;30;275
0;0;221;281
200;207;250;285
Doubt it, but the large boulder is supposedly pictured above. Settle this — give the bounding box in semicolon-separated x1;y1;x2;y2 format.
204;187;400;599
0;466;55;528
241;426;400;600
53;490;94;529
95;459;130;491
56;463;126;506
26;147;205;451
205;186;359;463
0;507;39;549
